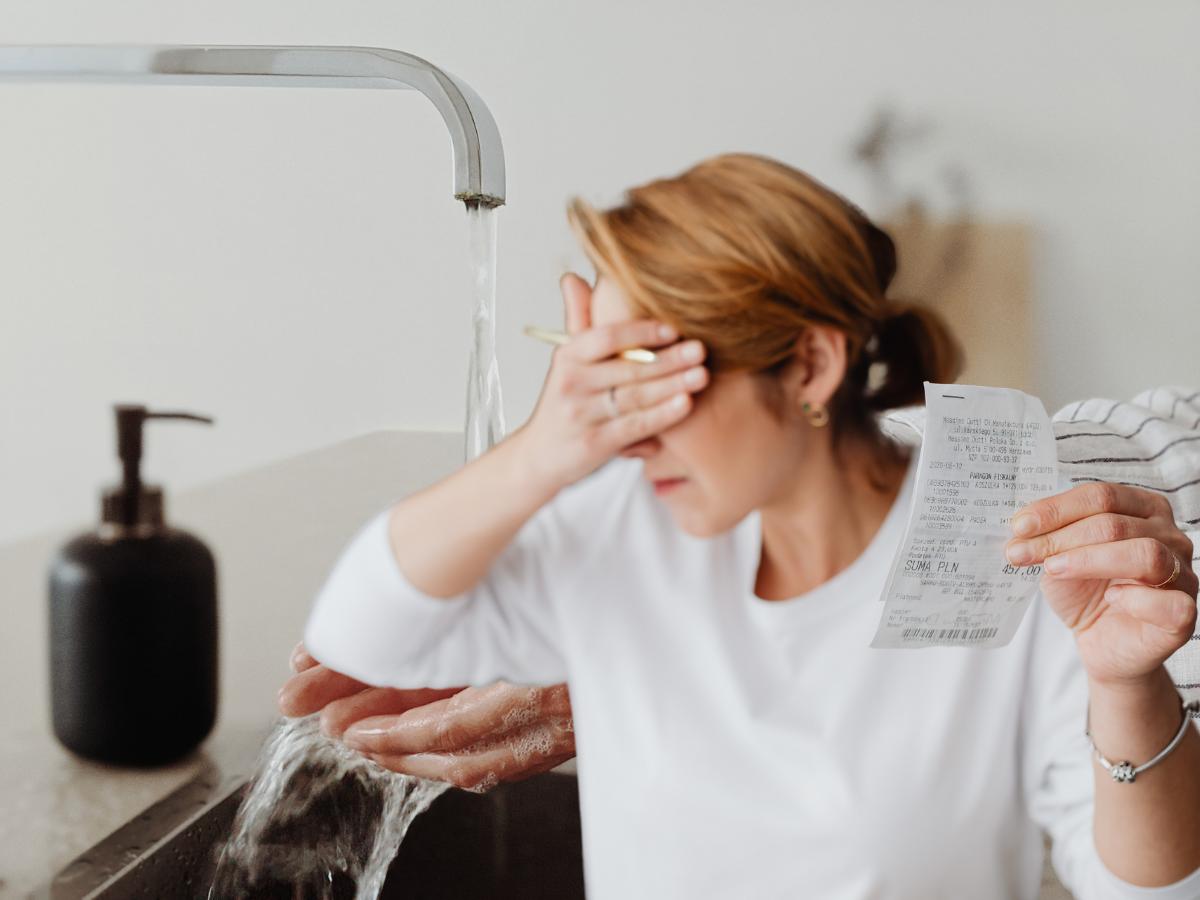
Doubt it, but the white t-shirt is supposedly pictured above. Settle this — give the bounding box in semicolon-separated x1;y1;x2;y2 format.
305;388;1200;900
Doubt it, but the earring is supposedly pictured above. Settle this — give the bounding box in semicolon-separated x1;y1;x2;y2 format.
801;401;830;427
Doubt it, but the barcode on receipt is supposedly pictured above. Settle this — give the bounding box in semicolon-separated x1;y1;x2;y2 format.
900;627;999;643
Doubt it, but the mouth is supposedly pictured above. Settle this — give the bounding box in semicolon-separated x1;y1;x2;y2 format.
650;477;688;496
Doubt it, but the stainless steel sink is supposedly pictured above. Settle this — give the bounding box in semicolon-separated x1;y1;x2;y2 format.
40;768;584;899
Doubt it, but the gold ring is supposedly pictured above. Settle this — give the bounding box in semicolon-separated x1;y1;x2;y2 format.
1150;553;1182;590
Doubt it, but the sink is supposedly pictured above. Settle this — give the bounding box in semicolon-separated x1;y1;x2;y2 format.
41;769;584;899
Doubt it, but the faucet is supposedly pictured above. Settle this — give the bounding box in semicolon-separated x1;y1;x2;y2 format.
0;44;505;208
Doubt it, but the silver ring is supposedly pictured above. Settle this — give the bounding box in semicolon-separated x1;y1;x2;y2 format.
1150;553;1182;590
605;385;620;419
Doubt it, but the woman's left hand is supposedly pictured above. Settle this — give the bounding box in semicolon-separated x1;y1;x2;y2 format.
1006;482;1197;687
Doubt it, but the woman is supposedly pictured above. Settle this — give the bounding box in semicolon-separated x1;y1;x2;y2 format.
287;154;1200;898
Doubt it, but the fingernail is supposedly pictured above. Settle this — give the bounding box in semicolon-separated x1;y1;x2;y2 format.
343;726;389;743
1044;554;1066;574
276;685;292;710
289;643;306;672
684;366;705;387
1006;541;1032;565
1011;514;1036;537
348;724;388;739
682;341;703;362
658;324;677;341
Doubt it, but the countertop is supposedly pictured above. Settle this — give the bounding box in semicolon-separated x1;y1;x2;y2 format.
0;430;464;897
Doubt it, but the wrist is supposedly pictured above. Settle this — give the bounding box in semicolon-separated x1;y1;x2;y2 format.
1088;665;1175;706
1087;667;1184;766
503;425;565;507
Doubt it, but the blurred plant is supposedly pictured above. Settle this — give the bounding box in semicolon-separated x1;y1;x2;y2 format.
851;107;976;304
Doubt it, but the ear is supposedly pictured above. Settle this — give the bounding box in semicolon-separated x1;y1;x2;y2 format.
781;325;848;408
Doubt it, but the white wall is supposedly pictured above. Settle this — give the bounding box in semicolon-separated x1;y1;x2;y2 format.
1;0;1197;545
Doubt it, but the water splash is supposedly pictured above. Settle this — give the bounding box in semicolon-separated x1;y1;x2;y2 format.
209;716;449;899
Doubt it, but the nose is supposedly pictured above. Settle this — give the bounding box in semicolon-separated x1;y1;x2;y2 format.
618;437;660;459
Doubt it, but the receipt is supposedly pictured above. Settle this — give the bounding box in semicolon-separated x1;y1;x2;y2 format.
871;383;1060;649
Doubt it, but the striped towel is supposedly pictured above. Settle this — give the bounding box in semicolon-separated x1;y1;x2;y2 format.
1052;386;1200;713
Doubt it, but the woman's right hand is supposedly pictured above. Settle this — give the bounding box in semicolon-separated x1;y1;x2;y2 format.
519;272;709;490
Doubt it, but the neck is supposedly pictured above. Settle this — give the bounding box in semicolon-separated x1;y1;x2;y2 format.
754;436;910;602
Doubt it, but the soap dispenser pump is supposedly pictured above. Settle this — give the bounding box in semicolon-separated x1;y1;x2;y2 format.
49;404;218;766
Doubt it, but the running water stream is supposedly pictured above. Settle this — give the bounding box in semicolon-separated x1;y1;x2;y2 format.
464;202;508;460
208;717;450;899
209;203;506;899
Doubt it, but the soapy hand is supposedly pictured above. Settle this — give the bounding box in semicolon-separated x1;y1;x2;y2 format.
520;272;708;490
1005;483;1198;687
278;644;575;792
338;681;575;793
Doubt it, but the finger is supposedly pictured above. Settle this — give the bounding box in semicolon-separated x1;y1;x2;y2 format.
571;339;706;391
277;664;370;718
567;319;679;364
1044;538;1199;594
363;717;575;791
319;686;464;739
289;641;320;674
1103;584;1198;637
343;682;552;753
584;366;708;425
1012;483;1172;538
560;273;592;336
1005;513;1182;567
596;391;694;451
366;745;515;793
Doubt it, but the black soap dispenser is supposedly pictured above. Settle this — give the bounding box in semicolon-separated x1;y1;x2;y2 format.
49;405;218;766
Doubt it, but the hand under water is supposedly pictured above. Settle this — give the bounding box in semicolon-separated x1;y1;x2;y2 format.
278;644;575;792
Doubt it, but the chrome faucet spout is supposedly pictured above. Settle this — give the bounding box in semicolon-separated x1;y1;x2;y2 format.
0;44;506;207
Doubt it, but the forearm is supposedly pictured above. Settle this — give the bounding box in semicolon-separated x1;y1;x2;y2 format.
1090;666;1200;886
387;424;562;598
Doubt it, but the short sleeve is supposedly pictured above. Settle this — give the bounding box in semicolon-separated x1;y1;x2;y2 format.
303;496;574;689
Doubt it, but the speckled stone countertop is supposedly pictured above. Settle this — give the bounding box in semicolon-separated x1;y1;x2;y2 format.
0;431;462;897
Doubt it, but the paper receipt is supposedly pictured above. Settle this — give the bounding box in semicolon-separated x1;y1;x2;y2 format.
871;383;1060;649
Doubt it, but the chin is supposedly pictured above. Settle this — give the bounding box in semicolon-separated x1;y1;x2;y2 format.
668;508;733;540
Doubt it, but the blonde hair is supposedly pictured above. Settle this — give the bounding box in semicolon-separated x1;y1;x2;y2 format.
566;152;963;455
